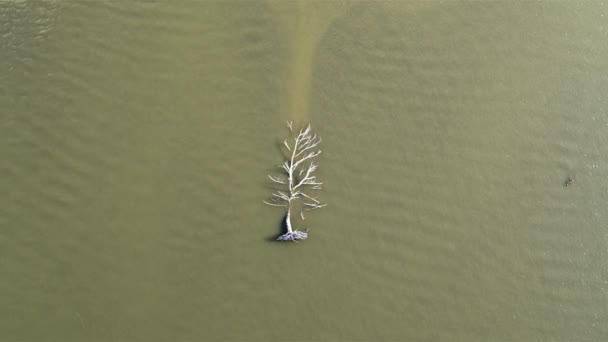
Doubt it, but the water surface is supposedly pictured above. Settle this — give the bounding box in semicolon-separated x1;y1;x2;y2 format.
1;1;608;340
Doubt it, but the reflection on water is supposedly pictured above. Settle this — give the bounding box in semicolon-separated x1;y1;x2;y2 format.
1;1;608;340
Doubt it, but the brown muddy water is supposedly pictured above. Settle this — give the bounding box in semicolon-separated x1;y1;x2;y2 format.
2;1;608;341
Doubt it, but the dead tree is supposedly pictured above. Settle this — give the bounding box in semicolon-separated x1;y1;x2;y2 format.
264;121;326;241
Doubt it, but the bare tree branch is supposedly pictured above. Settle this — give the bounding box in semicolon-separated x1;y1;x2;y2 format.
263;200;287;207
292;150;321;169
268;175;286;184
295;191;320;204
303;202;327;209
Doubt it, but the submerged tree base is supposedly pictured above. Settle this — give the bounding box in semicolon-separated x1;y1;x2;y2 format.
276;230;308;241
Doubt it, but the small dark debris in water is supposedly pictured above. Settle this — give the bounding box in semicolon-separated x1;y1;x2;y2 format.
564;176;574;187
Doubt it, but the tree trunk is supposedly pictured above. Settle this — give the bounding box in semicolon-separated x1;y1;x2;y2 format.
277;207;307;241
285;208;293;233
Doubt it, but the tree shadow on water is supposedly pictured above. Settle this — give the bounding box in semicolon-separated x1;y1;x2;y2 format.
264;212;289;242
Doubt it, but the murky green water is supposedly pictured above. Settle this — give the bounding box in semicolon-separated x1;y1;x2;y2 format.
2;1;608;340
